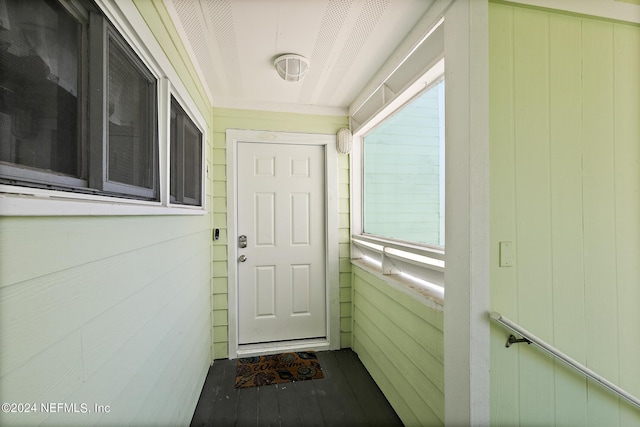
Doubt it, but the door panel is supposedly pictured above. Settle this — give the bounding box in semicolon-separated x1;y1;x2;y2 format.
237;142;326;344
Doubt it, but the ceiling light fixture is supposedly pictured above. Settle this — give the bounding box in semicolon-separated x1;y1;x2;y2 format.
274;54;310;82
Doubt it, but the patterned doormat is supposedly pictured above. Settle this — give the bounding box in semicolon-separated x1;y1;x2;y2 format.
234;351;324;388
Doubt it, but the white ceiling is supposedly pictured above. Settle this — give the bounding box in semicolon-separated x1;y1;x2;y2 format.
165;0;435;115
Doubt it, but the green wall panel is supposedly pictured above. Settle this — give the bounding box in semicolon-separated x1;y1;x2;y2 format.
490;3;640;425
0;216;212;426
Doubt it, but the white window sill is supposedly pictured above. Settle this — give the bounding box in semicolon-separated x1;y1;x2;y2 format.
351;234;445;310
0;188;206;216
351;257;444;311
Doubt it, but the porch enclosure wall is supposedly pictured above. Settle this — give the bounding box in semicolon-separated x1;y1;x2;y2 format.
351;265;445;426
210;108;350;359
0;1;214;426
489;3;640;426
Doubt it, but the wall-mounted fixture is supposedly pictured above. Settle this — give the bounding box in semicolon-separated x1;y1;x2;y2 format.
336;127;352;154
274;54;309;82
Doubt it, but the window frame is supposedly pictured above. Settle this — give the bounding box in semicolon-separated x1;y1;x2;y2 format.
89;12;160;200
351;59;445;297
169;95;205;208
0;0;88;191
0;0;207;216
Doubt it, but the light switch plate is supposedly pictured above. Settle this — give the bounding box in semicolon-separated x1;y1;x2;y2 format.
499;241;513;267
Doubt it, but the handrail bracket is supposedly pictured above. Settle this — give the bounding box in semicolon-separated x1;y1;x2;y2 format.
506;334;531;348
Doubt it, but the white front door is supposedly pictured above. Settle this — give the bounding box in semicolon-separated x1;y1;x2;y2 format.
236;141;326;344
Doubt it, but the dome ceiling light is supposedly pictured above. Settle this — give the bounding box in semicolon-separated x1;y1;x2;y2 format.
274;54;310;82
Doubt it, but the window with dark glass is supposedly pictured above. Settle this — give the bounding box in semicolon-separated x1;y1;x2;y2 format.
170;97;202;206
0;0;158;200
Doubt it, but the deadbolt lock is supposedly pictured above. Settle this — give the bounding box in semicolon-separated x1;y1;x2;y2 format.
238;235;247;248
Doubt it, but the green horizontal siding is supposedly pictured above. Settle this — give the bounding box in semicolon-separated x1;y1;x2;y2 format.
351;265;444;426
0;216;211;426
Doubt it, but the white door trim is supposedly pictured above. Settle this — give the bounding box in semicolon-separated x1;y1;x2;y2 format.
226;129;340;359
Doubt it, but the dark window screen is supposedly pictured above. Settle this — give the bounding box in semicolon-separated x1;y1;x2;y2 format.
170;97;202;206
0;0;80;178
107;36;155;190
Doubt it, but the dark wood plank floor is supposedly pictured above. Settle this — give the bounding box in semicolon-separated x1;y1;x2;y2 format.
190;349;403;426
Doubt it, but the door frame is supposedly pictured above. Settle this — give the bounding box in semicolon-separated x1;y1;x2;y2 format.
226;129;340;359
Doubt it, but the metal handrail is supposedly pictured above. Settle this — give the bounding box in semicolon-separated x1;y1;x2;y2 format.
490;311;640;410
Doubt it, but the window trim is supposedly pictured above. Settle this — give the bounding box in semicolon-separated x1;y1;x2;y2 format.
0;0;207;216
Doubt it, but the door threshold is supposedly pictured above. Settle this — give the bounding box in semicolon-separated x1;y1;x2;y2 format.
235;338;330;358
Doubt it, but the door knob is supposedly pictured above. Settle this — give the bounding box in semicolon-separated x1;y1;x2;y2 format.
238;255;247;262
